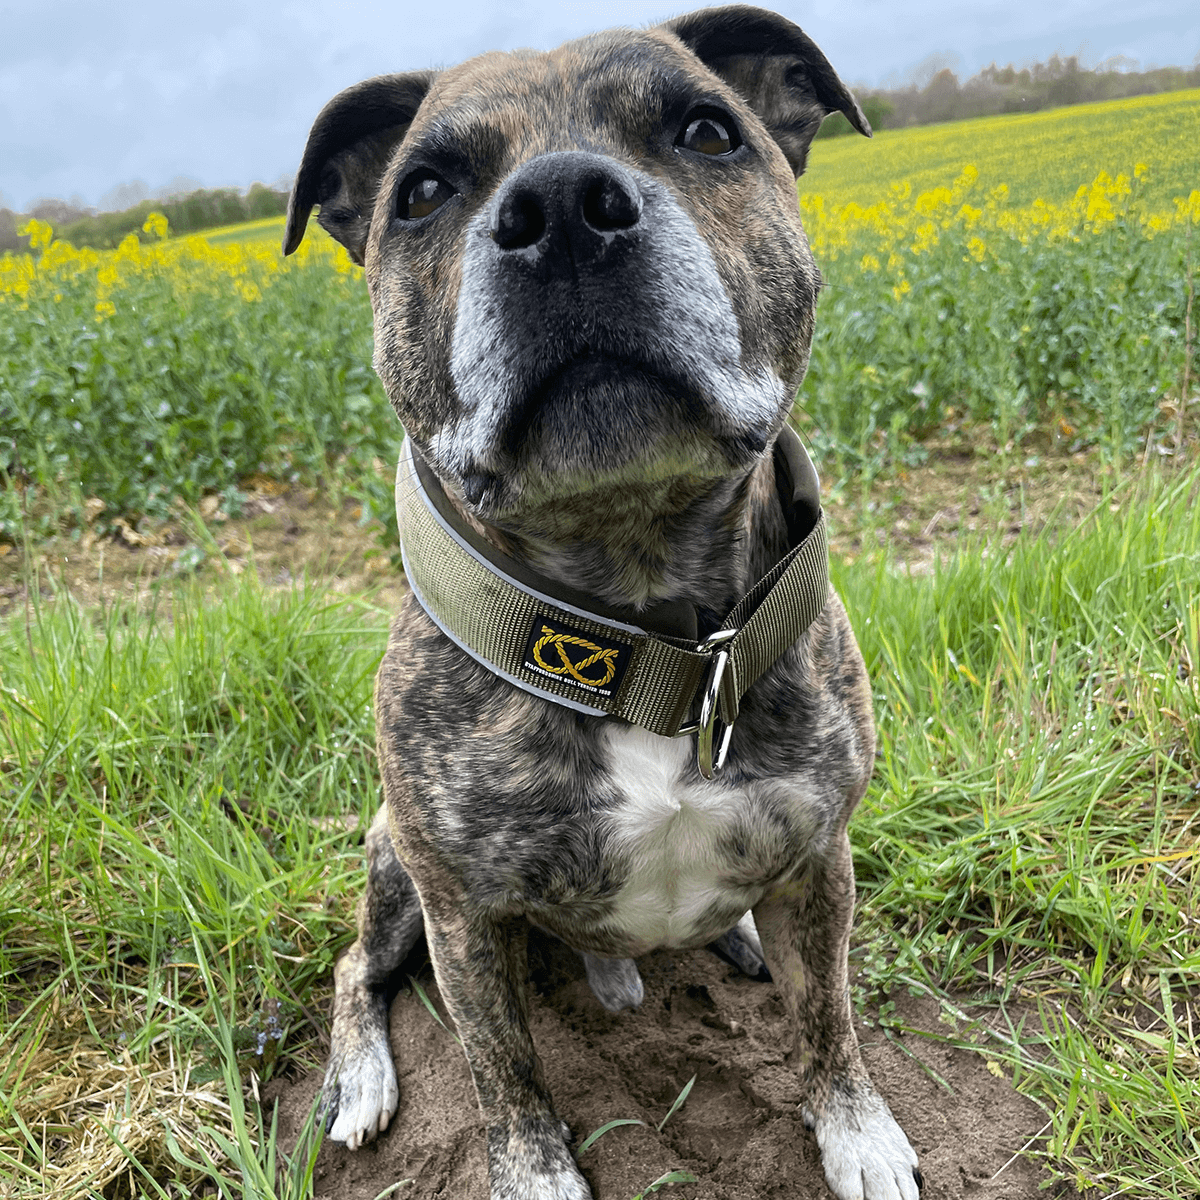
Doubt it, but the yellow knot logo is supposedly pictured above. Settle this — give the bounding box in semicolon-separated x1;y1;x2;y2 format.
531;625;619;688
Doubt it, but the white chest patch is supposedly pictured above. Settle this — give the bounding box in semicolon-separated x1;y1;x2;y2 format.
603;725;761;952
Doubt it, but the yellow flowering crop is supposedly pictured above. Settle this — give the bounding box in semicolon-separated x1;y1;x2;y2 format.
1;212;358;315
803;88;1200;212
1;209;388;544
1;86;1194;539
802;163;1196;267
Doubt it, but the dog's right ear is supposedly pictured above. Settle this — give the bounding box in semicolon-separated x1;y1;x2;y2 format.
283;72;436;262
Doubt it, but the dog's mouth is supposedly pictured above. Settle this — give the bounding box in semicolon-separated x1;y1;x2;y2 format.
448;350;768;515
497;349;705;460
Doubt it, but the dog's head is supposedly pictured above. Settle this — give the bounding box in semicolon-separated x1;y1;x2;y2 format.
285;6;866;523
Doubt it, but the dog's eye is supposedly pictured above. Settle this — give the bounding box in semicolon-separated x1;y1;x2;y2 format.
399;172;456;220
678;111;739;156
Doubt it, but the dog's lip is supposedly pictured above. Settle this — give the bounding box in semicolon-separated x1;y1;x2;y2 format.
485;348;770;479
495;349;696;459
512;350;695;425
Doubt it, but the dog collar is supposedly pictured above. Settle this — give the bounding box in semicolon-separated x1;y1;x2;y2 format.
396;428;829;778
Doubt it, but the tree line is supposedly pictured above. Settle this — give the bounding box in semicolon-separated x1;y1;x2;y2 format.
817;55;1200;137
0;183;288;253
3;52;1197;251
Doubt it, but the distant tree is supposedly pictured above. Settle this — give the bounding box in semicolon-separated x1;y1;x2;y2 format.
99;180;150;212
841;52;1200;131
245;182;286;220
816;95;895;138
154;175;204;202
923;68;961;123
48;184;291;248
29;197;94;226
0;209;20;253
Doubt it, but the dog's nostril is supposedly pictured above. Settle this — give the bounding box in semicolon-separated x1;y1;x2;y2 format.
582;177;642;232
492;189;546;250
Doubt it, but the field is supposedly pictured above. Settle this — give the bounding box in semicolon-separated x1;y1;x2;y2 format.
802;88;1200;210
1;91;1199;1200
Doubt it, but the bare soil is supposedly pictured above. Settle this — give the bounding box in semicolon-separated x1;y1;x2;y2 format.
0;445;1116;615
0;482;408;619
264;931;1071;1200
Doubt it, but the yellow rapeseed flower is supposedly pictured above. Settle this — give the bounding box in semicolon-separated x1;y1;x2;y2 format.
18;218;54;253
800;163;1189;268
142;211;170;240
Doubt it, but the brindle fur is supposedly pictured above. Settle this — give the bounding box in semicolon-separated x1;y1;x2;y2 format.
286;7;921;1198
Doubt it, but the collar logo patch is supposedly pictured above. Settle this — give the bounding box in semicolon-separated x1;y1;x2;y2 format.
522;615;632;699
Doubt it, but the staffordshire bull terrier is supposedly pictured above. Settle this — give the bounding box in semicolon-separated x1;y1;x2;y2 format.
283;7;922;1198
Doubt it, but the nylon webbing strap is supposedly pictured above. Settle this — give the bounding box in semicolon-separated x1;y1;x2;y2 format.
719;511;830;727
396;435;829;739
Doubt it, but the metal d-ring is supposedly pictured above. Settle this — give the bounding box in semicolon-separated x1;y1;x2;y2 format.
695;627;737;779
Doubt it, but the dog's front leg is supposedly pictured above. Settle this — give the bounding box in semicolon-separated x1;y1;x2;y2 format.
422;898;591;1200
323;805;423;1149
754;831;921;1200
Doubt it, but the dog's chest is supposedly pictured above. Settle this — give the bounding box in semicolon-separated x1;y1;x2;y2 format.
601;725;783;952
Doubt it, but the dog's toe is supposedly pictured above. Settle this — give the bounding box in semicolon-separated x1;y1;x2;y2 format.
816;1086;921;1200
581;953;644;1012
708;911;771;981
490;1117;593;1199
322;1040;399;1149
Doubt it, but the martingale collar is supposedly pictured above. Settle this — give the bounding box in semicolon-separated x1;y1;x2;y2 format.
396;427;830;778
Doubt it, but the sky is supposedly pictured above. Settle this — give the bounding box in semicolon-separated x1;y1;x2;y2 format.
2;0;1197;213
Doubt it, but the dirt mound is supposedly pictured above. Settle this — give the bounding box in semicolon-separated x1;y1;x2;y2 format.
265;932;1070;1200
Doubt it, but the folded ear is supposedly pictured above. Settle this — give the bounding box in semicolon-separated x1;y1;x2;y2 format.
663;5;869;177
283;71;435;262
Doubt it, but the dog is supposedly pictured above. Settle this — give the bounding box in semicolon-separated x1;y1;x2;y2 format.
283;7;922;1198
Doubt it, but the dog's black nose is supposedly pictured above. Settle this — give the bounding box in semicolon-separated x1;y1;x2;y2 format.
490;152;643;261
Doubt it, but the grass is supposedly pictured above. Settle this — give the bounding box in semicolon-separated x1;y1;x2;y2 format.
0;569;383;1196
577;1076;699;1197
2;457;1198;1197
198;216;289;248
839;463;1200;1195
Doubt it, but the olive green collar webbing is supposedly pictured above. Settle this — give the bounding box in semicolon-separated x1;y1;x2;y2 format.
396;427;830;778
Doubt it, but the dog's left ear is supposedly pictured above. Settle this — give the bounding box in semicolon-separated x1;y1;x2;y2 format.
663;5;869;177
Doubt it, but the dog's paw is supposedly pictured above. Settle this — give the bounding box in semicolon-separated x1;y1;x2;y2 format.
489;1119;593;1199
321;1039;400;1151
581;952;644;1012
708;911;772;981
491;1164;592;1200
813;1086;921;1200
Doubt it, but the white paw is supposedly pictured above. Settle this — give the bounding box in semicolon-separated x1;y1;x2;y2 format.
323;1041;400;1150
581;953;644;1012
492;1161;592;1200
816;1087;921;1200
491;1120;593;1200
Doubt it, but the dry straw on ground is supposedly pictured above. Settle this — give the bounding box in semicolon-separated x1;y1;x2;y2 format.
1;1000;227;1200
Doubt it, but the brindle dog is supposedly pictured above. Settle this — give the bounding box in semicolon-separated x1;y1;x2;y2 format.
284;7;922;1198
